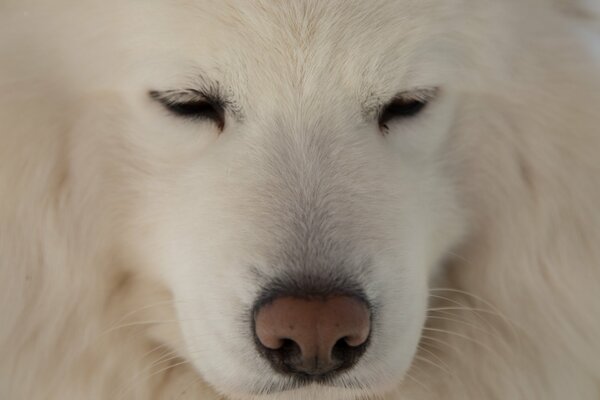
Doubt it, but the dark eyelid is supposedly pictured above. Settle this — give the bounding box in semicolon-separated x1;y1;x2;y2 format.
149;89;224;108
378;88;438;129
150;89;226;130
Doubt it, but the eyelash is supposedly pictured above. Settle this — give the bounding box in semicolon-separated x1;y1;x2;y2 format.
150;90;226;130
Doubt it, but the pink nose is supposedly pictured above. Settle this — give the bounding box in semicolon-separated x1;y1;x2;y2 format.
254;296;371;377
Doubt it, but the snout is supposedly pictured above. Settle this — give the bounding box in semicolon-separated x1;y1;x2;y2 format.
254;295;371;378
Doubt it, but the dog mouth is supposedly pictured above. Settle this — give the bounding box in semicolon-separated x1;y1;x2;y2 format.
246;374;372;396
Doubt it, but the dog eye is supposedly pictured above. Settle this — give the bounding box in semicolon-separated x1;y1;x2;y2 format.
378;89;438;130
150;90;225;130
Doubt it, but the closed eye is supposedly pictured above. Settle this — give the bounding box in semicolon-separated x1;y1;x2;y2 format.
150;89;226;130
378;88;438;130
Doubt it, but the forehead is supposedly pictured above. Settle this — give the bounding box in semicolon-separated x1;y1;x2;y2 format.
122;0;462;106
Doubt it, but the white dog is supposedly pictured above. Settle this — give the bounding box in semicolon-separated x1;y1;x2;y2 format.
1;1;599;399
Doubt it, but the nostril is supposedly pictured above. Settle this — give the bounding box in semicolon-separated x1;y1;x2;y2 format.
336;337;353;349
278;338;302;359
256;338;303;375
331;336;368;367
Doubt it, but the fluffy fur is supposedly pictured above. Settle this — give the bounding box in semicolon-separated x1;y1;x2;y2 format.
1;1;599;399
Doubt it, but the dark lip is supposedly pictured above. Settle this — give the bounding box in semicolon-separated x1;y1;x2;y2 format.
246;376;370;396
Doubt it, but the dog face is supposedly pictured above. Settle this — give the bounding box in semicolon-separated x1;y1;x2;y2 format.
69;1;469;398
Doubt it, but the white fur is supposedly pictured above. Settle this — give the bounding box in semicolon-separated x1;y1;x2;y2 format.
1;1;599;399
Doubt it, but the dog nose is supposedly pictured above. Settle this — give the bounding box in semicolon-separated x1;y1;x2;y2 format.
254;296;371;377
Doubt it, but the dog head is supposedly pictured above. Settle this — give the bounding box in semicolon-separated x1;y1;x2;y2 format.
52;1;473;398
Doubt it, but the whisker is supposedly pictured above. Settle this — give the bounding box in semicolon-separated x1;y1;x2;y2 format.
427;294;497;333
422;327;504;361
403;368;430;393
430;287;522;338
416;345;453;375
426;306;510;318
107;299;183;329
413;354;452;376
118;358;191;400
425;314;500;341
115;351;181;399
419;334;465;357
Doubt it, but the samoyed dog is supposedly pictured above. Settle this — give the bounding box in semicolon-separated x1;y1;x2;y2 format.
1;1;599;399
